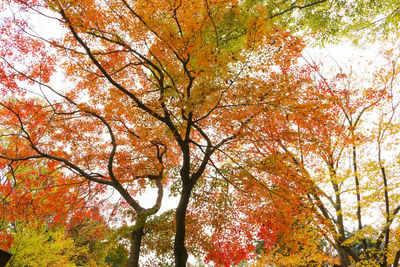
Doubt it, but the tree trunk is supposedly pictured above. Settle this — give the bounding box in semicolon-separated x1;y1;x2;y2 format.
174;182;192;267
127;215;146;267
393;250;400;267
353;145;368;255
338;246;352;267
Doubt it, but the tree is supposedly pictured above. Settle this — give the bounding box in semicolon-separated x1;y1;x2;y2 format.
184;43;400;267
0;157;119;266
0;159;89;248
184;59;336;265
8;224;83;267
0;0;311;265
1;0;398;266
248;46;400;266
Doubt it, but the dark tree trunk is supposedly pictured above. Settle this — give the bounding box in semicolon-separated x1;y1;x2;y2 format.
352;145;369;255
174;182;193;267
127;215;146;267
338;247;352;267
393;250;400;267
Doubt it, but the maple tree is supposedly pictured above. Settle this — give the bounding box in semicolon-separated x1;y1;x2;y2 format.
0;0;312;265
0;157;119;265
180;45;400;266
292;49;400;267
183;59;336;265
1;0;399;266
0;159;86;246
8;224;84;267
246;48;400;266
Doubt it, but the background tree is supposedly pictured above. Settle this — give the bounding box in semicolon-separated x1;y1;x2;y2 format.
251;46;400;266
183;59;336;265
8;224;83;267
181;44;400;266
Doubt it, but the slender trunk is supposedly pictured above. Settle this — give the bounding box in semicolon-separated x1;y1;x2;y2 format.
127;214;147;267
329;162;355;266
174;182;193;267
126;176;163;266
352;145;368;255
379;147;390;267
381;165;390;267
393;250;400;267
329;164;345;239
338;246;352;267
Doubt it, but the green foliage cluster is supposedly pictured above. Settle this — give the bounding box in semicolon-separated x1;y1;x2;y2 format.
8;224;83;267
256;0;400;43
6;221;129;266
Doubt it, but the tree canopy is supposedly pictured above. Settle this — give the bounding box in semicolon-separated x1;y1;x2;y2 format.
1;0;400;266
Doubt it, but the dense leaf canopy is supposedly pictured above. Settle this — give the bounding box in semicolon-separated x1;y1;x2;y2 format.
1;0;400;266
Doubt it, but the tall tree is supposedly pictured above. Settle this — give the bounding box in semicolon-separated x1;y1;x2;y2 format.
186;44;400;266
1;0;398;265
185;59;338;265
249;47;400;266
0;1;309;265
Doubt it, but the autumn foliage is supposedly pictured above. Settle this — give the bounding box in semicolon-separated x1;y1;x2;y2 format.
1;0;400;266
